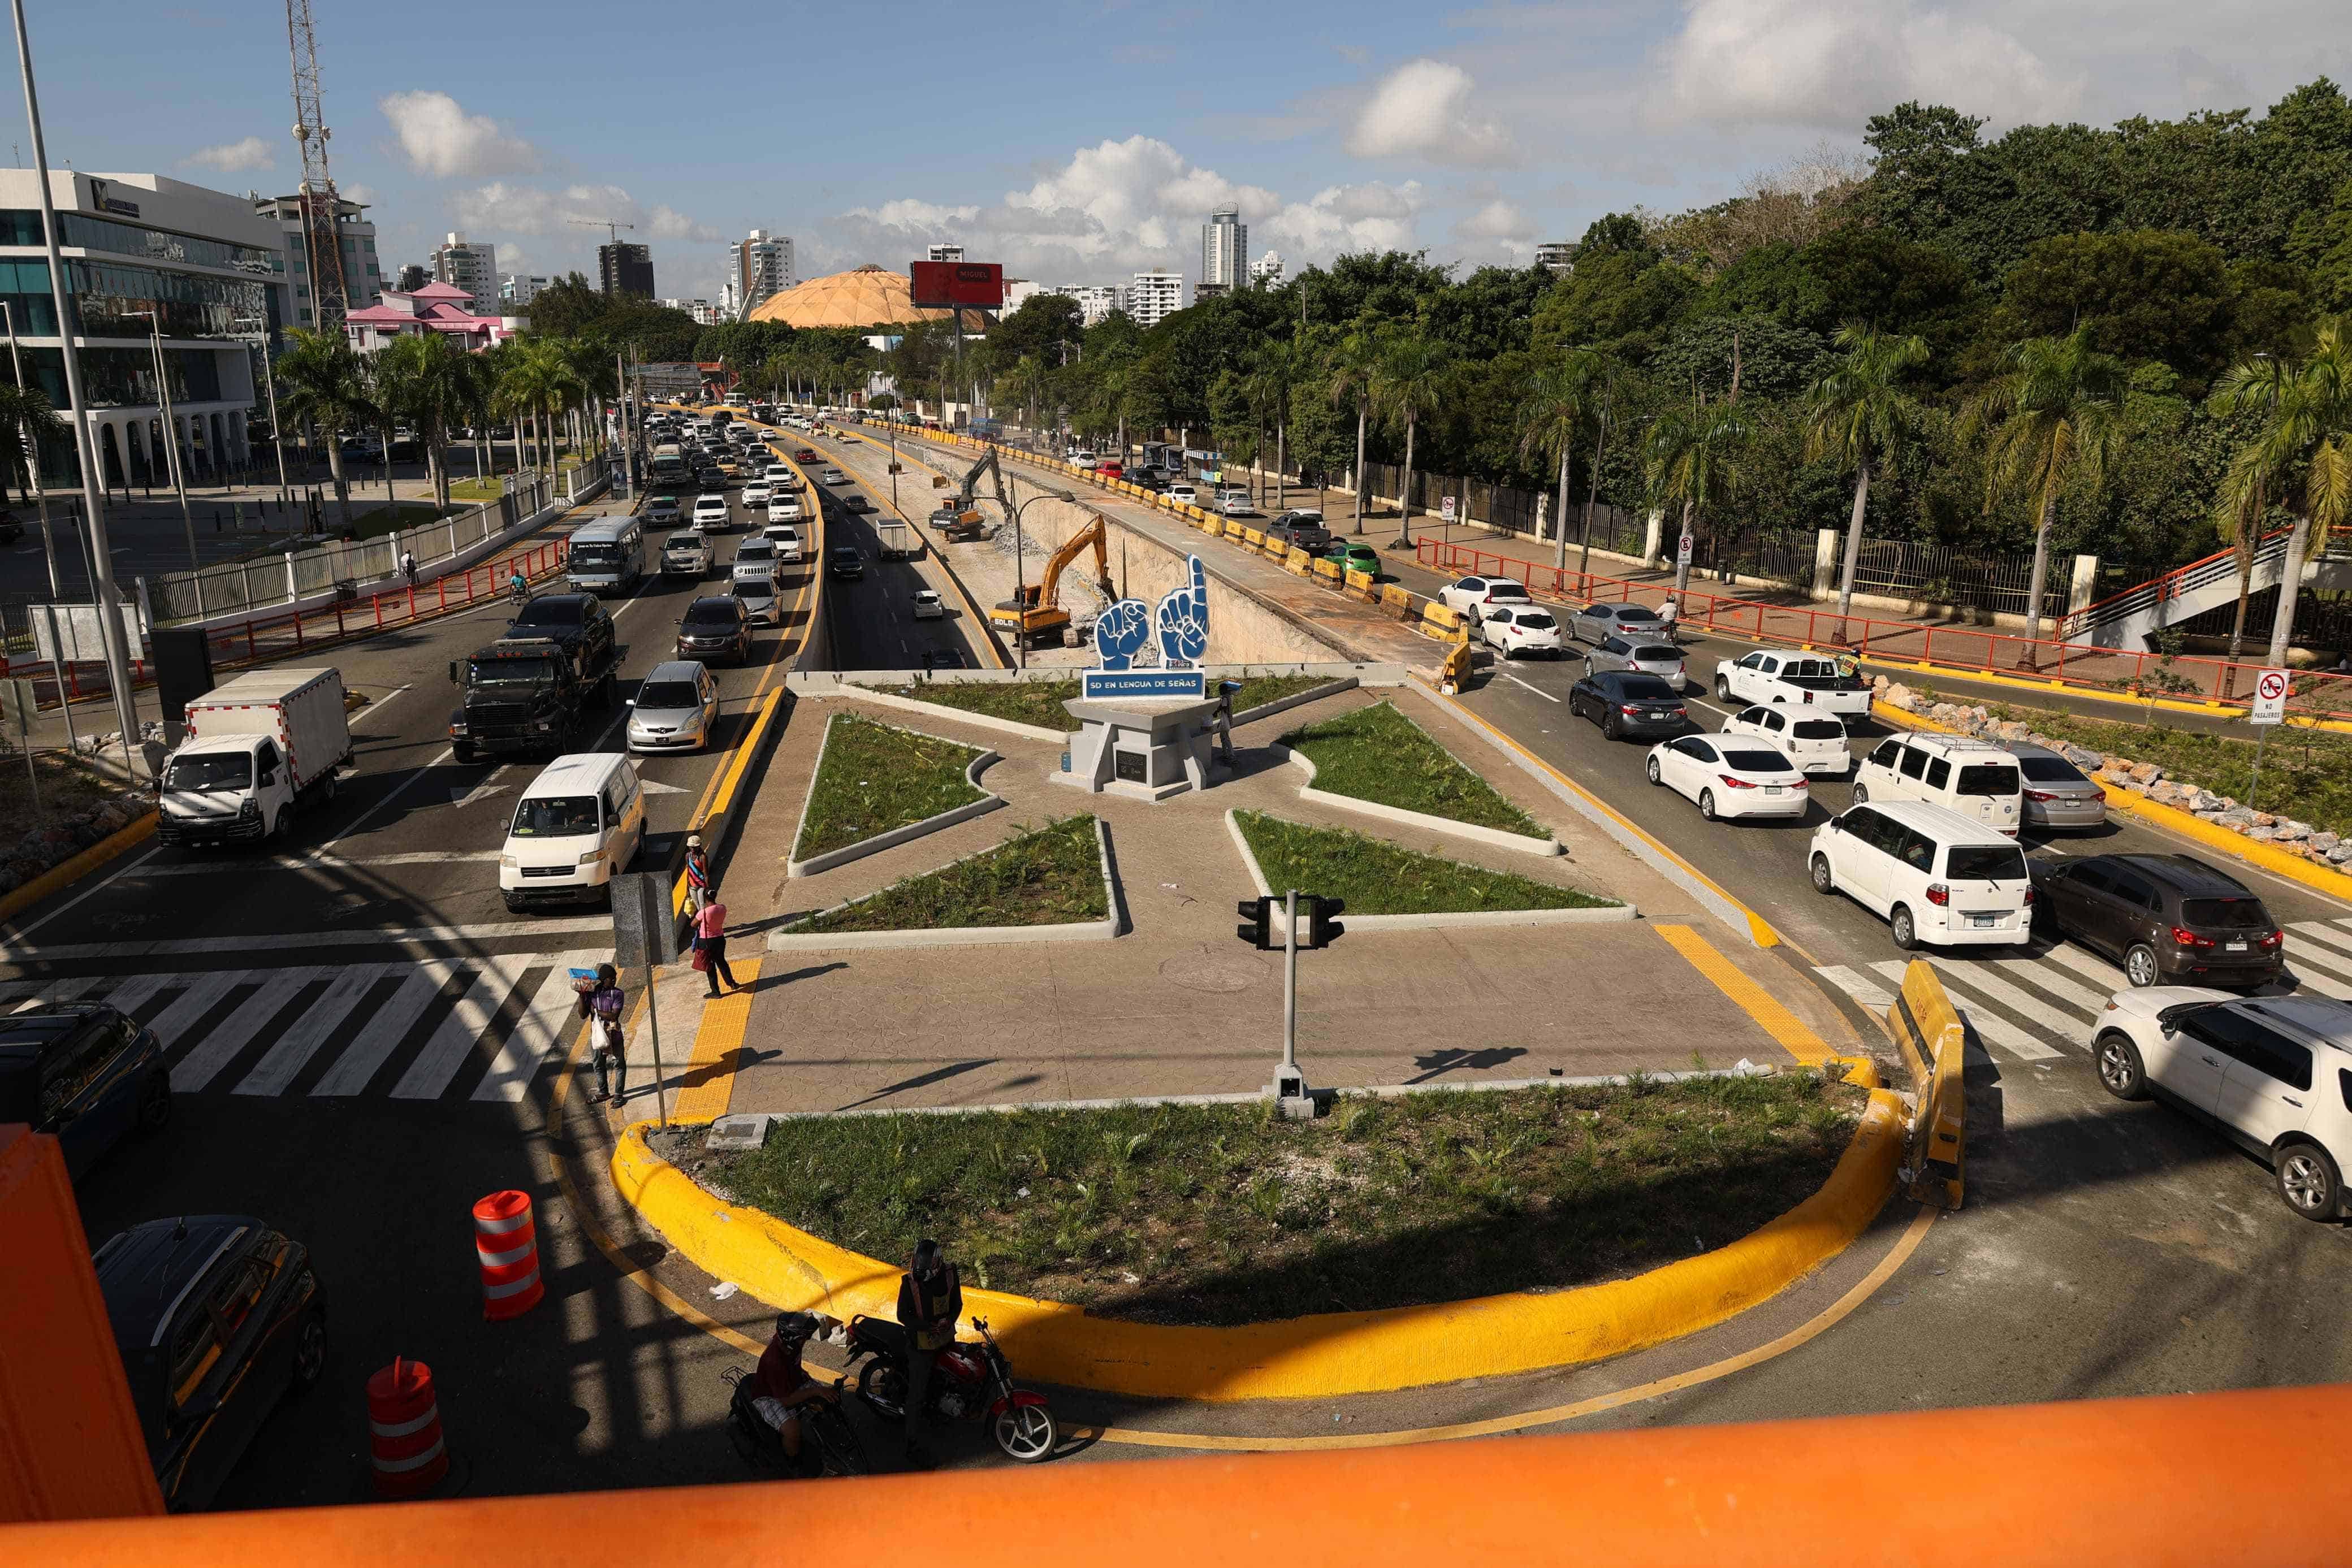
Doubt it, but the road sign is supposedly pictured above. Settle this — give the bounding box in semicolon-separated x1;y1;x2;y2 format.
611;870;681;967
2251;668;2289;726
1676;532;1694;566
1441;496;1457;524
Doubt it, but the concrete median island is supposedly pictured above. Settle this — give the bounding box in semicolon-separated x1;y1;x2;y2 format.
788;712;1000;876
775;813;1114;945
1281;700;1554;848
1229;810;1622;919
859;671;1342;734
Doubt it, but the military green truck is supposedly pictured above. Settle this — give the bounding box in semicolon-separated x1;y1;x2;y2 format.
447;626;619;763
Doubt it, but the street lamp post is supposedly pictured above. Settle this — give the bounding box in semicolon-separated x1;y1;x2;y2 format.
1005;488;1076;672
126;309;203;618
2;300;59;595
247;319;290;507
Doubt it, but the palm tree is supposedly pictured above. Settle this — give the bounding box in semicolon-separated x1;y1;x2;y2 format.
1646;398;1753;604
274;327;377;531
375;331;475;508
1804;324;1931;635
2210;318;2352;665
1090;355;1138;463
999;353;1048;432
0;376;64;506
1958;324;2129;648
1516;348;1631;578
1326;327;1381;535
1371;334;1451;549
1243;343;1295;511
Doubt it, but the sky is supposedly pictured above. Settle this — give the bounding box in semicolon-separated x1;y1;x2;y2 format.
20;1;2352;305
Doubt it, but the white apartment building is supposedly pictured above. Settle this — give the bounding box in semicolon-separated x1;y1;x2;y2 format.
1201;206;1246;290
1251;250;1284;287
430;232;496;311
926;242;964;263
500;272;550;308
1063;284;1125;326
1534;241;1576;275
658;297;723;326
1127;269;1183;328
731;229;794;318
252;190;379;327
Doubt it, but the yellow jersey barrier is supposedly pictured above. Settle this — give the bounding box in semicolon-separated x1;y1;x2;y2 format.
1883;958;1966;1209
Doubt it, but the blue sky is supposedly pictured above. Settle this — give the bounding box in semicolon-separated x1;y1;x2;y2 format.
23;1;2350;303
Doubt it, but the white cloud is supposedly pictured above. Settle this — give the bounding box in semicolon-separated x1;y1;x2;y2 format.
1264;181;1426;255
451;181;635;235
185;136;273;174
650;206;723;243
846;197;981;230
341;183;379;205
1455;198;1534;241
1661;0;2082;129
1346;60;1517;167
380;90;542;178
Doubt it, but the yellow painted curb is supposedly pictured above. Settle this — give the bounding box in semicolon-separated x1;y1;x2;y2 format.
0;811;156;925
610;1089;1903;1402
1865;653;2352;734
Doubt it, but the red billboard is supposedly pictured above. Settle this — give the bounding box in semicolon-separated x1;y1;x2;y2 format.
909;261;1005;310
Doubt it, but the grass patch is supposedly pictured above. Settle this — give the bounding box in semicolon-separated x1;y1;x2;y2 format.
341;501;460;538
860;672;1335;732
698;1074;1864;1326
1234;811;1615;915
795;713;987;863
789;815;1105;933
1282;700;1544;837
448;477;504;501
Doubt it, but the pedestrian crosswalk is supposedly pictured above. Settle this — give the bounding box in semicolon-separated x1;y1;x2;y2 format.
1815;919;2352;1065
1;952;602;1104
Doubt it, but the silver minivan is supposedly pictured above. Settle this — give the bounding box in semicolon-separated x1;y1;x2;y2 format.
1584;634;1688;690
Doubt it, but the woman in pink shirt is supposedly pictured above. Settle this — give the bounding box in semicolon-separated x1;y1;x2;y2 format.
694;896;738;996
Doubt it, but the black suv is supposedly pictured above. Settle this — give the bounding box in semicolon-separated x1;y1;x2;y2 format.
676;595;753;665
507;593;616;674
2030;852;2285;989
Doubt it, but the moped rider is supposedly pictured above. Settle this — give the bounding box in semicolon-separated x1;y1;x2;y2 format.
751;1311;838;1470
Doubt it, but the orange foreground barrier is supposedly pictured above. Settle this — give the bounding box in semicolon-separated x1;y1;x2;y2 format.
472;1190;543;1320
7;1382;2348;1564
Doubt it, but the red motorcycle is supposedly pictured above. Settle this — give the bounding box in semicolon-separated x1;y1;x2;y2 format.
843;1314;1058;1462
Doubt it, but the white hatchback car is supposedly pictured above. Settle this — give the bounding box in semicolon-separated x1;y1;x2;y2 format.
1441;575;1534;620
691;493;730;531
1476;603;1564;659
820;467;846;485
1646;735;1808;821
1722;706;1852;777
741;481;772;508
2092;990;2352;1219
763;523;802;562
911;588;945;620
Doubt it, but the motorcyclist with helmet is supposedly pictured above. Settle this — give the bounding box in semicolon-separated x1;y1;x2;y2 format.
751;1311;838;1469
896;1238;962;1463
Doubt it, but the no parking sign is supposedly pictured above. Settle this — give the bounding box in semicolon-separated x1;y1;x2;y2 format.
2252;668;2289;726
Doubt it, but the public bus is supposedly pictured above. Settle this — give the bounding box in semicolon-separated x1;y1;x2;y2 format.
564;516;648;596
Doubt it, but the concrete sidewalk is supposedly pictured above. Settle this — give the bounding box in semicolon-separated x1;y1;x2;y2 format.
671;679;1855;1119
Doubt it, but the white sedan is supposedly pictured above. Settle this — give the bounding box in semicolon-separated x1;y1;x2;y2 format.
1476;604;1564;659
1721;705;1852;777
741;481;772;508
767;494;802;522
820;467;846;485
1167;483;1198;508
911;588;946;620
1441;575;1534;619
1217;489;1255;517
1645;735;1808;821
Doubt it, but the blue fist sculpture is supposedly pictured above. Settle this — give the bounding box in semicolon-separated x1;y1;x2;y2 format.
1093;598;1152;669
1156;555;1209;668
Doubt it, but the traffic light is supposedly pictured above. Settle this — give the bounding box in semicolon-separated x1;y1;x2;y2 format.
1236;897;1271;950
1307;895;1346;949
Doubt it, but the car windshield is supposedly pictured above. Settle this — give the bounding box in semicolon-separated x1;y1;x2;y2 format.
1723;750;1789;772
1792;720;1845;739
737;542;772;558
2017;756;2085;783
509;796;598;836
1947;846;2027;881
165;753;251;790
730;578;771;600
1612;674;1677;700
1633;645;1680;661
666;538;703;554
1515;611;1556;630
2182;896;2272;930
469;657;556;687
637;681;699;709
684;602;738;626
513;600;583;627
570;543;624;567
1956;763;2021;796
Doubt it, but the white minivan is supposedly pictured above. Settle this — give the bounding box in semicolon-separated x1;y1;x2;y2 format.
1808;798;2035;950
499;752;645;912
1853;733;2023;838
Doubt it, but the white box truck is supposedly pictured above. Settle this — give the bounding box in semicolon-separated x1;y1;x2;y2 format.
158;667;353;849
874;517;916;560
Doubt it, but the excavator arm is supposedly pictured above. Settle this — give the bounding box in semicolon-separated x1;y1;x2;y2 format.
939;450;1009;541
989;513;1116;644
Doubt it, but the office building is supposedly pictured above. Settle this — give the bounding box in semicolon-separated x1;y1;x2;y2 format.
731;229;794;318
716;279;738;319
499;272;550;308
1251;251;1284;287
430;231;496;311
599;240;655;297
0;171;280;487
1534;241;1576;275
1001;278;1041;312
253;190;379;327
1127;269;1183;328
392;262;427;293
1201;205;1246;291
926;242;963;263
1063;284;1124;326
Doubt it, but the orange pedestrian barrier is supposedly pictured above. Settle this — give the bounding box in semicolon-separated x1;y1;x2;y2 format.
472;1190;544;1320
365;1357;449;1499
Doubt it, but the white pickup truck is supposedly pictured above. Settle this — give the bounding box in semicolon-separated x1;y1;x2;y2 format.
157;667;352;848
1713;649;1873;723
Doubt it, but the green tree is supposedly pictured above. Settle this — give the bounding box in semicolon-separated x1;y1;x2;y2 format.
2209;316;2352;662
273;327;377;530
1996;229;2236;382
0;375;64;505
1370;334;1452;548
1325;326;1383;535
1517;348;1629;575
1646;399;1753;603
370;330;475;506
1242;343;1296;510
1958;324;2131;643
1805;324;1932;627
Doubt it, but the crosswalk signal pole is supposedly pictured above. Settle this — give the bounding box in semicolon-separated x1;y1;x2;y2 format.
1279;886;1299;1093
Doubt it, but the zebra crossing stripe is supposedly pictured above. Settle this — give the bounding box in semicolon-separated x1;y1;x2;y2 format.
2037;942;2132;990
148;972;249;1068
1811;965;1895;1010
312;961;457;1097
470;954;597;1104
2284;934;2352;978
235;965;400;1098
98;972;177;1020
390;955;533;1101
2287;963;2352;1002
171;972;315;1093
1980;952;2112;1014
1917;962;2068;1059
2290;921;2352;959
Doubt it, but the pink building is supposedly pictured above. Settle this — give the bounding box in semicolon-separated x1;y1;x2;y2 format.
341;280;526;352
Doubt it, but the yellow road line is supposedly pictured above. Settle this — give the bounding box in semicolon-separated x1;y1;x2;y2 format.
1653;923;1829;1066
668;955;764;1123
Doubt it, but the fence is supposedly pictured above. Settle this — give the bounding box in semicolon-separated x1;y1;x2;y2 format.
1847;538;2066;621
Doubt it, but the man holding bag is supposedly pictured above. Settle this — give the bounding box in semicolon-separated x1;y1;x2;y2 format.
693;895;738;998
577;963;628;1102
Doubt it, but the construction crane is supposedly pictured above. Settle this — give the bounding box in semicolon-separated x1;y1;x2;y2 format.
990;513;1116;648
935;449;1011;542
284;0;349;331
571;219;637;289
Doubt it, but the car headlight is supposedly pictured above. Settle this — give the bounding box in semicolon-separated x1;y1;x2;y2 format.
239;798;261;817
534;719;555;731
578;848;608;867
499;854;519;869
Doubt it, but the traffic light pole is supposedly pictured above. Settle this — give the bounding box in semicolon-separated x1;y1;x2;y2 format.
1280;887;1299;1086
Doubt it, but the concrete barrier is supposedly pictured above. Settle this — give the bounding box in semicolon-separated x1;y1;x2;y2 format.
1882;958;1966;1209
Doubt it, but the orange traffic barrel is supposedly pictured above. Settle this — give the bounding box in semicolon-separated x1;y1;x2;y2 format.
473;1190;544;1320
366;1356;449;1498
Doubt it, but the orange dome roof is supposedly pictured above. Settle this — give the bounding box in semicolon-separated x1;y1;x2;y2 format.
746;265;958;328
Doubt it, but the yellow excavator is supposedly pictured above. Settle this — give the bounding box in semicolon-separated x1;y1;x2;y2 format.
990;514;1116;648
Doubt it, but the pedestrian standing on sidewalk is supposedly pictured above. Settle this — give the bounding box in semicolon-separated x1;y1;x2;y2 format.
693;895;738;997
577;962;628;1103
684;833;711;908
401;548;418;590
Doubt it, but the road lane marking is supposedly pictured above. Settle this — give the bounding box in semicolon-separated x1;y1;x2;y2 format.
1864;960;2024;1063
170;971;314;1091
2038;941;2130;990
99;971;176;1019
1498;672;1559;702
0;844;163;954
310;960;457;1096
6;917;612;963
234;964;400;1097
472;952;598;1103
121;850;505;877
1981;951;2112;1013
1653;923;1827;1065
2290;920;2352;957
2288;963;2352;1001
1812;964;1894;1010
1918;962;2066;1058
323;743;456;849
149;971;250;1082
391;953;533;1099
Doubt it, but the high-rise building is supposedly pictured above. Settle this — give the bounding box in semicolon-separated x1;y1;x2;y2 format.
254;191;380;327
499;273;550;309
393;263;427;293
430;232;496;310
1251;251;1285;287
1201;205;1246;292
731;229;794;318
1063;284;1124;326
1127;269;1183;328
926;242;964;263
598;241;655;297
1534;241;1576;275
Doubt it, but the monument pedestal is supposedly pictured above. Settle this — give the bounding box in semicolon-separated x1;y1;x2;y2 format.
1050;695;1224;802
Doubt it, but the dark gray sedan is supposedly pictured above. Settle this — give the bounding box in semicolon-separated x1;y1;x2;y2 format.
2010;742;2108;829
1568;601;1669;644
1568;669;1689;741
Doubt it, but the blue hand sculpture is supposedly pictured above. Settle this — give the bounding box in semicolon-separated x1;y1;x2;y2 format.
1093;598;1152;669
1156;555;1210;668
